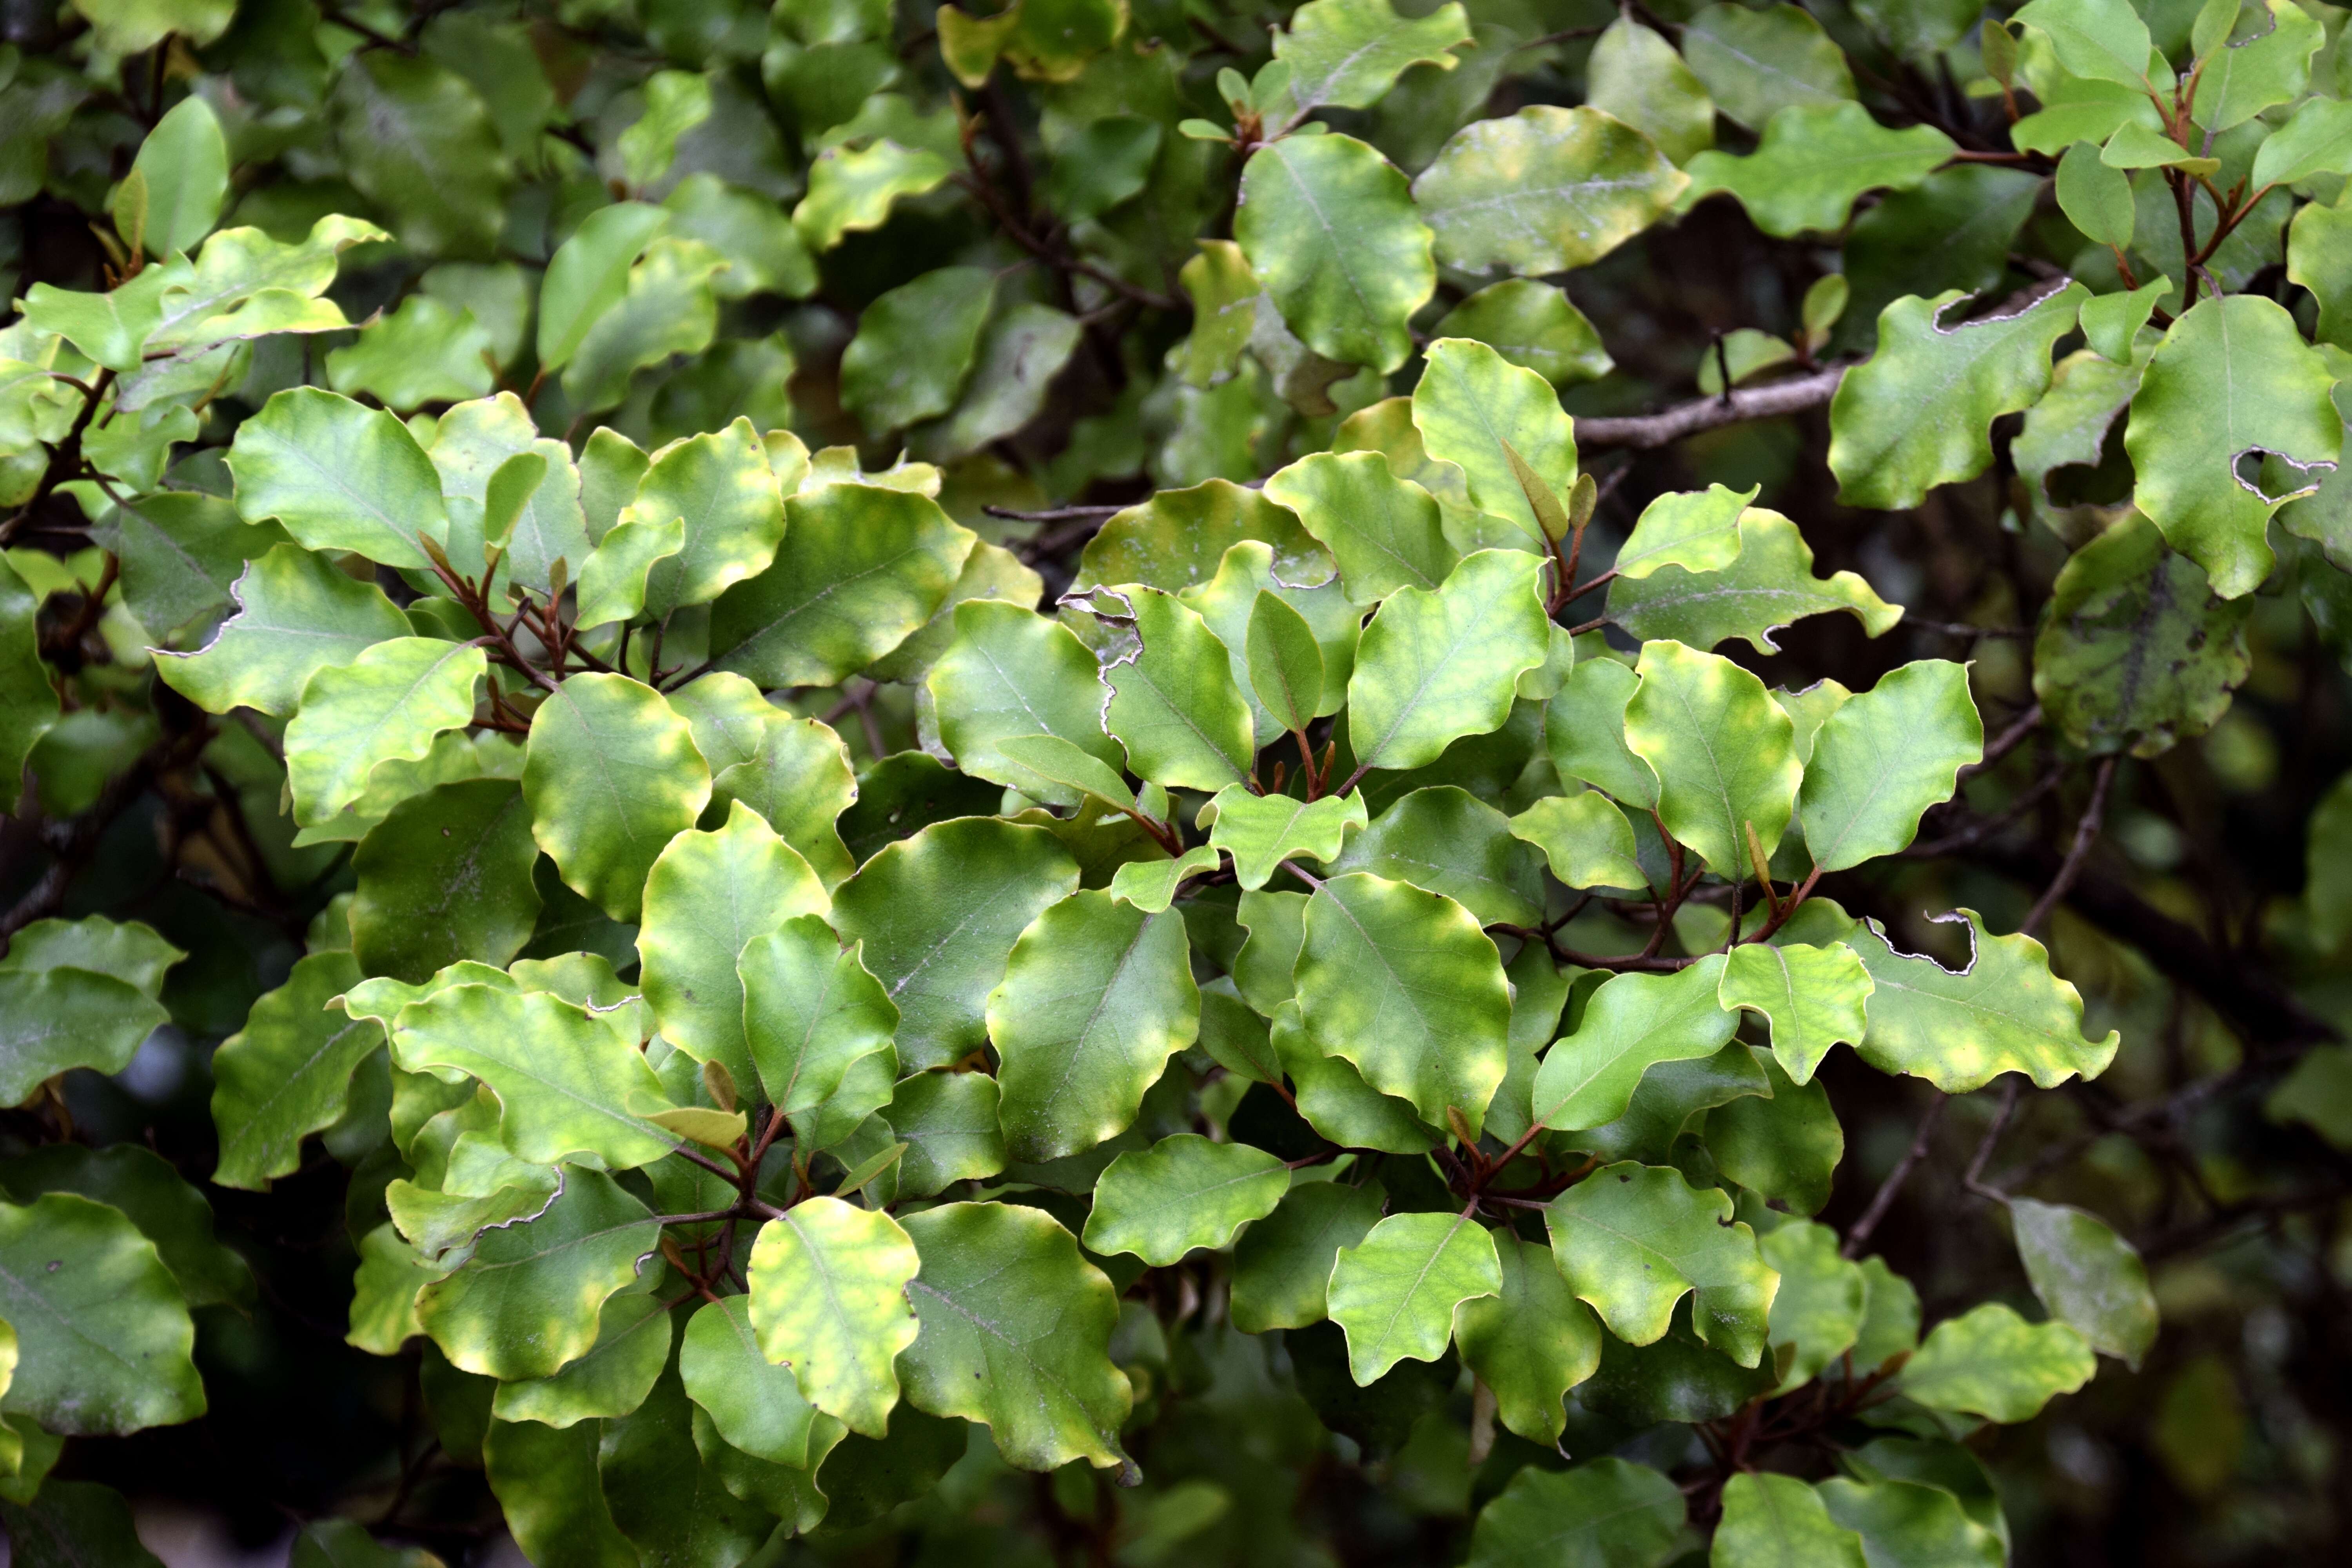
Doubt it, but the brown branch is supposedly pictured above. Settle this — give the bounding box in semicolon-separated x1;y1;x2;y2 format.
1575;366;1846;451
2022;755;2117;936
1842;1094;1945;1258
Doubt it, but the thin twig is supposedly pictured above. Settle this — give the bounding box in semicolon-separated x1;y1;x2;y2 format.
2022;755;2117;936
1575;367;1846;451
1842;1095;1945;1258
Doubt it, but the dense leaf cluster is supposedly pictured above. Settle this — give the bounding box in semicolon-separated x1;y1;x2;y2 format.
6;0;2352;1562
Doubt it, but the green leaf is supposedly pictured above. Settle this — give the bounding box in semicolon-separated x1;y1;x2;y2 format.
561;238;726;415
1327;784;1544;927
1900;1302;2096;1422
349;779;541;984
1230;1179;1386;1332
0;914;179;999
2034;511;2252;757
1681;2;1856;132
1044;116;1162;222
1097;587;1257;789
641;802;829;1090
681;1294;822;1465
575;511;682;630
998;734;1138;813
1413;105;1688;276
289;1517;447;1568
1452;1232;1602;1445
536;201;668;375
1207;786;1367;890
1078;479;1336;595
492;1285;673;1428
1271;0;1470;113
691;1402;844;1537
1798;660;1980;870
1718;942;1873;1085
897;1201;1132;1471
1328;1210;1500;1384
1608;508;1902;654
1465;1459;1685;1568
1624;639;1802;875
1531;957;1736;1131
1546;657;1659;809
1614;483;1759;580
712;482;975;687
1264;452;1457;607
740;911;897;1122
2056;141;2136;248
839;266;995;433
1433;279;1615;388
2014;0;2152;86
2125;294;2342;598
1760;1220;1866;1391
1851;1258;1923;1373
1849;910;2122;1091
2007;1197;2159;1368
661;173;818;302
2255;96;2352;193
69;0;235;53
927;601;1128;806
1410;338;1577;553
0;556;58;814
227;388;451;568
0;1192;203;1434
1237;132;1434;375
598;1365;777;1567
285;637;484;824
415;1168;657;1381
325;296;497;413
1587;15;1717;165
1830;283;2087;510
990;889;1200;1162
1708;1049;1844;1216
123;96;227;258
482;1417;639;1568
885;1071;1007;1198
2192;0;2321;132
210;951;383;1189
1713;1472;1867;1568
0;1481;165;1568
1817;1477;2004;1568
1274;1000;1443;1153
333;53;511;257
524;673;712;924
794;139;953;252
1082;1134;1289;1265
1510;791;1647;891
1180;539;1363;740
0;962;169;1107
748;1197;922;1437
347;1222;446;1356
1545;1161;1777;1366
1245;590;1326;733
0;1143;248;1309
1297;872;1512;1138
1348;548;1548;774
1683;102;1955;238
833;818;1080;1070
921;302;1083;460
617;70;713;188
630;418;788;616
387;984;676;1169
1557;1040;1767;1165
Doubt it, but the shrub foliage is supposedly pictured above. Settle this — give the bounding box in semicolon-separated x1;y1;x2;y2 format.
4;0;2352;1560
